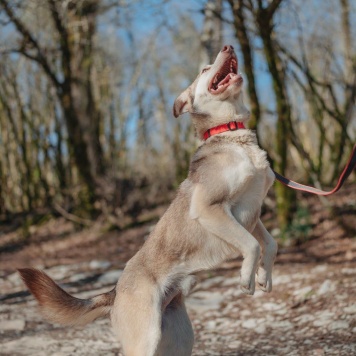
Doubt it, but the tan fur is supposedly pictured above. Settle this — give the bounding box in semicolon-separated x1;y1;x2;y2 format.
19;45;278;356
18;268;115;326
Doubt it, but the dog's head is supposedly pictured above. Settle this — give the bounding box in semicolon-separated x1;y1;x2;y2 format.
173;45;250;138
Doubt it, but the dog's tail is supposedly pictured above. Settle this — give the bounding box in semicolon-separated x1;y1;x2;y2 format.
18;268;116;326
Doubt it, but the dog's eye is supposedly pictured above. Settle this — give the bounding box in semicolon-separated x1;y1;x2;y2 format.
201;67;210;73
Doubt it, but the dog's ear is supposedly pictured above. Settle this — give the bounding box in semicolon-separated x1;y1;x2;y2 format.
173;88;192;118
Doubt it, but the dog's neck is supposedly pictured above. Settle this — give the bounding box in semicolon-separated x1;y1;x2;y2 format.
191;93;250;140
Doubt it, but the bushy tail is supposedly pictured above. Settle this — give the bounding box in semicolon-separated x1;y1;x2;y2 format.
18;268;116;326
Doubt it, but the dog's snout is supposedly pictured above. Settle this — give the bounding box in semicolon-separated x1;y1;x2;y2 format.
222;45;234;53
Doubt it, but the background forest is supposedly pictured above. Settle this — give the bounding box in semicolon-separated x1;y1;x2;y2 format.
0;0;355;235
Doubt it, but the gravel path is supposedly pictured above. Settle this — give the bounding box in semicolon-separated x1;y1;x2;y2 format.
1;259;355;355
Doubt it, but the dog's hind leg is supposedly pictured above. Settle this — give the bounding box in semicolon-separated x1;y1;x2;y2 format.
252;220;278;292
111;288;163;356
156;293;194;356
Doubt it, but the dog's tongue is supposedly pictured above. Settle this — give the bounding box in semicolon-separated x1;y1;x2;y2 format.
217;73;235;88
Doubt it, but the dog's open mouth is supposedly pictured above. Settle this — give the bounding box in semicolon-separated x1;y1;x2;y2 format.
209;57;242;94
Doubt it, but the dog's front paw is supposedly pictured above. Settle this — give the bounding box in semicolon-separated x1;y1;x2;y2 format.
240;274;255;295
256;267;272;293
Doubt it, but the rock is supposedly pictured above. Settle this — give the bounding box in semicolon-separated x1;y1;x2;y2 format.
228;340;241;349
272;274;291;286
44;264;77;280
97;269;123;285
271;320;294;329
1;336;57;355
253;290;265;297
198;276;225;289
311;265;328;273
317;280;335;295
294;314;315;324
263;302;282;311
313;311;334;327
186;292;224;312
89;260;111;270
341;268;356;275
255;324;267;334
293;286;314;297
343;305;356;315
222;276;239;287
241;318;265;329
6;272;23;287
328;320;349;330
69;272;91;282
0;319;25;331
205;320;217;329
239;309;252;316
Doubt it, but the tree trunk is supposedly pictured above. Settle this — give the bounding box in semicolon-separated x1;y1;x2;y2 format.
0;0;106;206
254;4;295;229
228;0;261;129
200;0;223;66
53;0;105;200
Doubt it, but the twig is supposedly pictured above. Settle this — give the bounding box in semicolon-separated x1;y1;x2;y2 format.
54;204;92;227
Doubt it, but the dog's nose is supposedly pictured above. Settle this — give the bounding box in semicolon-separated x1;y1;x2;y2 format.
222;45;234;53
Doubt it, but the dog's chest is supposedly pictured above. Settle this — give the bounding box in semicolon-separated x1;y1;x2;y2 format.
228;145;274;231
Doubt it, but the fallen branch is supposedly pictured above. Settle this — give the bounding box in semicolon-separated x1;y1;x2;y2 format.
54;204;92;227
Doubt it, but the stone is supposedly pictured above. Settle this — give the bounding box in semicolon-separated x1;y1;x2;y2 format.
328;320;349;330
272;274;291;286
272;320;294;329
343;305;356;315
198;276;225;289
263;302;282;311
69;272;91;282
186;291;224;312
206;320;217;329
89;260;111;270
0;319;25;331
293;286;314;297
255;324;267;334
6;272;23;287
97;269;123;285
228;340;241;349
311;265;328;273
241;318;265;329
317;280;335;295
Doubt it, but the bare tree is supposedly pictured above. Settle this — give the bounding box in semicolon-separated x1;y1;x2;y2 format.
228;0;261;129
200;0;223;66
0;0;105;203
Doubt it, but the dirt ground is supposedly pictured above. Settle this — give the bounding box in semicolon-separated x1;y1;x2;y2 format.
0;185;355;355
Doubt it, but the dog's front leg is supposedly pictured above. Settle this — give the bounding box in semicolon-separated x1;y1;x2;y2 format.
191;186;260;295
252;220;278;293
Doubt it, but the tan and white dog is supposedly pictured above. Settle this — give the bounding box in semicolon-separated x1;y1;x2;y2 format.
19;45;278;356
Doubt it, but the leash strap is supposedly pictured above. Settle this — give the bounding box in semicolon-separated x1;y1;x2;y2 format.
273;144;356;195
203;122;355;195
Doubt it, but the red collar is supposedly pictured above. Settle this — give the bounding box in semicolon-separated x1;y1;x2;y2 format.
203;121;246;140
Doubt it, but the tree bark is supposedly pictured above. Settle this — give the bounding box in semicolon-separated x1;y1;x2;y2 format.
0;0;106;204
228;0;261;129
200;0;223;66
253;1;295;228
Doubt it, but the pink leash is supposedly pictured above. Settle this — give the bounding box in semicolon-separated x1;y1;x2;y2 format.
273;144;356;195
202;121;355;196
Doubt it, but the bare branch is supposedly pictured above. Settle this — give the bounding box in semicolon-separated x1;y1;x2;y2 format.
54;203;93;227
47;0;71;80
267;0;284;19
0;0;60;88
